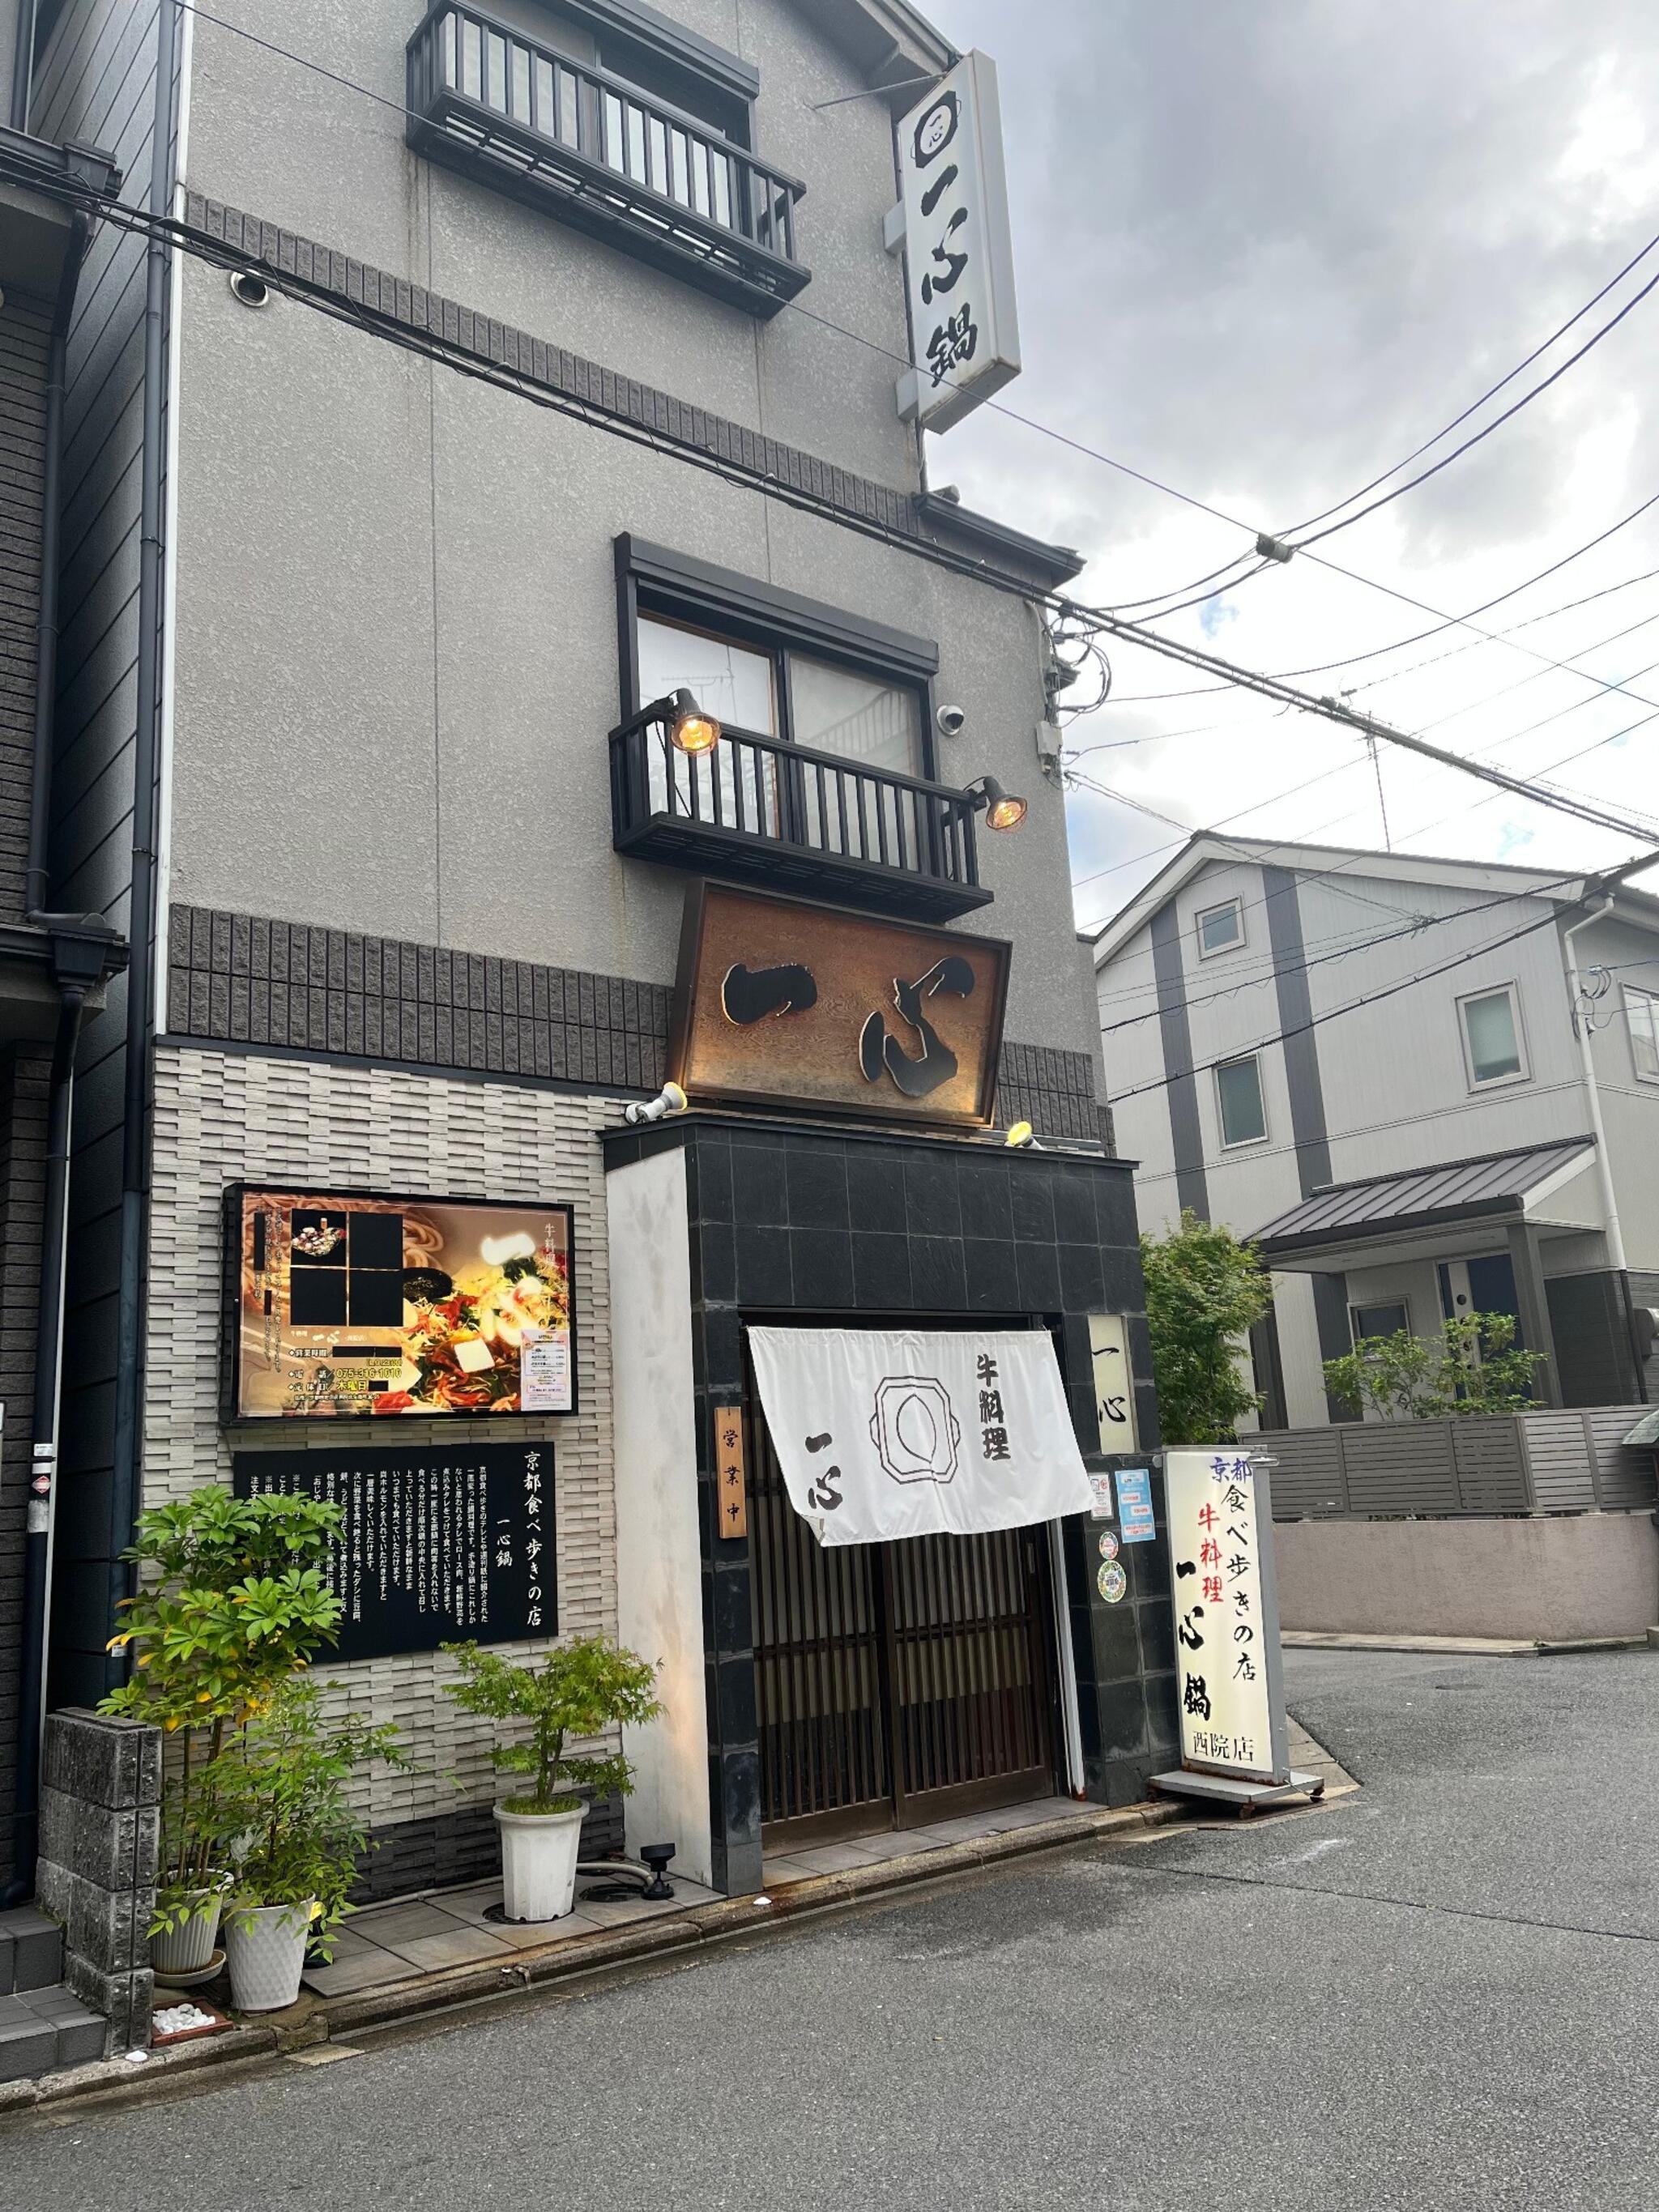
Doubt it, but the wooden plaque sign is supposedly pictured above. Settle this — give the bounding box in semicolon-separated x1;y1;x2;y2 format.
714;1406;748;1539
670;884;1010;1129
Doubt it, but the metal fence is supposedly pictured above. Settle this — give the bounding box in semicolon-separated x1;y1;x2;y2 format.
1261;1406;1656;1518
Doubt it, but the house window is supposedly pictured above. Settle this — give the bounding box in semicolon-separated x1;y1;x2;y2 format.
1350;1300;1410;1345
1196;898;1244;957
1458;985;1527;1088
1625;983;1659;1082
636;616;923;773
1215;1054;1267;1147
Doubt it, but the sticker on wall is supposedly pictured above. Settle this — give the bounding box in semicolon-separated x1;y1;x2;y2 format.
1097;1559;1128;1605
1088;1469;1115;1521
1116;1467;1156;1543
1098;1528;1120;1562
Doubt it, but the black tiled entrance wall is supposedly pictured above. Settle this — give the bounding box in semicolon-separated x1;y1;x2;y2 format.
602;1114;1178;1896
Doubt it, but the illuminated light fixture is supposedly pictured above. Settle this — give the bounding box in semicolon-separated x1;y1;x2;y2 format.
625;1080;689;1127
968;774;1029;833
667;688;721;757
1004;1121;1043;1150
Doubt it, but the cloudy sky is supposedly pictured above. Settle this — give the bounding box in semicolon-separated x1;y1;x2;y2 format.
927;0;1659;935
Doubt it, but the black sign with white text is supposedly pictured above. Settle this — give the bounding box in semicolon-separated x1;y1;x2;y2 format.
232;1443;555;1661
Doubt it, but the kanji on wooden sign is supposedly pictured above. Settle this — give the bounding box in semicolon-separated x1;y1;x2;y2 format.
716;1406;748;1540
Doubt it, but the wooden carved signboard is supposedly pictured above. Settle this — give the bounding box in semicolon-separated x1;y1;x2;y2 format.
671;884;1010;1128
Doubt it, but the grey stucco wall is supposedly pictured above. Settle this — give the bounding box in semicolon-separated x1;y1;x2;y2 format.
181;0;924;493
163;244;1091;1059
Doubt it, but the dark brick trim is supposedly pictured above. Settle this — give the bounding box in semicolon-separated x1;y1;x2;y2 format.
165;905;1109;1148
178;193;1077;595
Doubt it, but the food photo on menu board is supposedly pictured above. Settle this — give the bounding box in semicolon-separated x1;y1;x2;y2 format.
224;1187;576;1420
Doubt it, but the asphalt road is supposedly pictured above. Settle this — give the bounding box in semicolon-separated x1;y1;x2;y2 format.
10;1647;1657;2212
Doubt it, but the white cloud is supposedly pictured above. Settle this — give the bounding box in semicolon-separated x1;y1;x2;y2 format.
923;0;1659;930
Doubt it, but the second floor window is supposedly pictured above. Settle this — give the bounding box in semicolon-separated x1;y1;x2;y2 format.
1216;1053;1267;1147
1626;983;1659;1081
1459;985;1526;1089
636;615;924;780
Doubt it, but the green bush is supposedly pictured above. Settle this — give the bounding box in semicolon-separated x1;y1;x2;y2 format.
1323;1311;1546;1421
441;1637;662;1815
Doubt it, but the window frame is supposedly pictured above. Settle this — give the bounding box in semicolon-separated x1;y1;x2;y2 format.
1349;1298;1411;1346
1195;897;1246;961
1623;981;1659;1085
1456;981;1530;1092
1214;1051;1269;1149
616;535;940;780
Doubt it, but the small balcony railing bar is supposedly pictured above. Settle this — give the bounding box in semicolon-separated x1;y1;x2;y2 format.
407;5;810;317
610;715;992;923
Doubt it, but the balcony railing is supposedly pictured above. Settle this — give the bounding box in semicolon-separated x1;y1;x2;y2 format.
610;718;993;923
407;6;810;317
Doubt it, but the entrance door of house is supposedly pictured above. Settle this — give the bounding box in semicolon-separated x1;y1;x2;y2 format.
748;1406;1056;1851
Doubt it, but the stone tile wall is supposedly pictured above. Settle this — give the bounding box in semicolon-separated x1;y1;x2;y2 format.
145;1043;624;1894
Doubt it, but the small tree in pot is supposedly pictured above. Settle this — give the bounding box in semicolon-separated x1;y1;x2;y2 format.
442;1637;662;1923
215;1676;411;2012
99;1487;345;1975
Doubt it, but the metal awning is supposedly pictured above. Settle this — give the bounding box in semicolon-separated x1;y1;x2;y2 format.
1249;1137;1597;1261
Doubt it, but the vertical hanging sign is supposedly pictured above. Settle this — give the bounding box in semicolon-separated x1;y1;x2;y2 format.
885;51;1022;433
1165;1447;1289;1787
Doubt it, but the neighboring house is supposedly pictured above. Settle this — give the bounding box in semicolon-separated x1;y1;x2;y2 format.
11;0;1169;1948
0;7;126;1899
1094;834;1659;1426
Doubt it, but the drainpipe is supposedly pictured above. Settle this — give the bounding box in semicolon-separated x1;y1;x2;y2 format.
106;0;177;1691
25;210;91;915
1562;893;1644;1395
9;0;36;132
0;924;118;1907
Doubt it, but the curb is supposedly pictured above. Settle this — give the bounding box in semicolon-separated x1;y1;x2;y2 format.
0;1784;1341;2119
1284;1630;1651;1657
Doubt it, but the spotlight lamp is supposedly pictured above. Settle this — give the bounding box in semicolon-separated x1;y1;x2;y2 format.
667;688;721;757
968;774;1029;833
1004;1121;1043;1150
625;1080;689;1127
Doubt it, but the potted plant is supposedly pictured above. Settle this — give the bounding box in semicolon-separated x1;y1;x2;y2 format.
441;1637;662;1923
99;1486;347;1976
216;1676;410;2012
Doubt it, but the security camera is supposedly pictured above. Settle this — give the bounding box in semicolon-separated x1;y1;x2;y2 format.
936;704;967;738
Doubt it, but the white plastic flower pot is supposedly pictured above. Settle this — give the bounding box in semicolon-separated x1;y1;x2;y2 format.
223;1901;314;2013
496;1803;584;1922
151;1884;228;1976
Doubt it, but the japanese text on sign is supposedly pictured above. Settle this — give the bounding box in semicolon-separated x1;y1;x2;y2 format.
887;51;1022;433
232;1444;556;1660
1166;1450;1277;1782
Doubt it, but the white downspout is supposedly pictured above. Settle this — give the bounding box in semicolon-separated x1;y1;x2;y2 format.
1561;897;1627;1273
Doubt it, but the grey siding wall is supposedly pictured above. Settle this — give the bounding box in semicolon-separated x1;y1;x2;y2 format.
0;1051;50;1885
34;0;168;1706
0;292;51;924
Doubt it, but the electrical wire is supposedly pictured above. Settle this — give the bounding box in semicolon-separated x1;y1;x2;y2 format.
1099;220;1659;612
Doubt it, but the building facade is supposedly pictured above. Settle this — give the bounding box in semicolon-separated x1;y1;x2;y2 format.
27;0;1175;1907
1096;835;1659;1428
0;2;125;1897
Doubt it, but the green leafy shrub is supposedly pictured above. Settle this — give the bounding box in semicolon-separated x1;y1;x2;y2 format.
441;1637;662;1815
1140;1210;1274;1446
1323;1311;1546;1422
99;1486;348;1932
216;1677;411;1952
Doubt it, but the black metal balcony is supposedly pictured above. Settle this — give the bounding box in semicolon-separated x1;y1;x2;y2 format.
610;717;993;923
407;6;810;317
